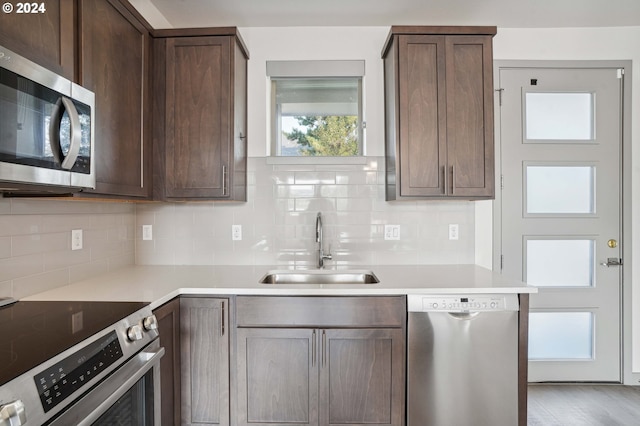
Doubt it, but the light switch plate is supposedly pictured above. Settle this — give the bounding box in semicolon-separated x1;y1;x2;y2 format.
384;225;400;240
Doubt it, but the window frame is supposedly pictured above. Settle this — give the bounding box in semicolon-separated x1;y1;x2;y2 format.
267;60;365;158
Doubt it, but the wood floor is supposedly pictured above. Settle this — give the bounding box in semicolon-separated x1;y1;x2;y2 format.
528;384;640;426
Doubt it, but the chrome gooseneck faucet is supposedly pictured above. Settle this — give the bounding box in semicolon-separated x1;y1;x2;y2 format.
316;212;332;268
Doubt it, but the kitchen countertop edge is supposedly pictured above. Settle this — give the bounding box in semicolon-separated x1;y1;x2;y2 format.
21;264;536;310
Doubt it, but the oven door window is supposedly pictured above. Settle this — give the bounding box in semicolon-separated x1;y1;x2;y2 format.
93;370;154;426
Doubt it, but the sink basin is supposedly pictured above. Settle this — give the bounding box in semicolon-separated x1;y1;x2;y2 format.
259;270;380;285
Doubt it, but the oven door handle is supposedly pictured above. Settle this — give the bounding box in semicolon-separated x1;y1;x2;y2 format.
48;343;164;426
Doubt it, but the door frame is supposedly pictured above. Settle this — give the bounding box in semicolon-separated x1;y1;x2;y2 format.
490;60;635;384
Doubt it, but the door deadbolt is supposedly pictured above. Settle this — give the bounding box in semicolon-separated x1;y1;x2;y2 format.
608;239;618;248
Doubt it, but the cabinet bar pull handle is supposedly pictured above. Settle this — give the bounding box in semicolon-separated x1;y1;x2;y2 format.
312;330;316;367
322;330;326;367
221;300;225;336
222;165;228;196
451;165;455;195
442;165;447;195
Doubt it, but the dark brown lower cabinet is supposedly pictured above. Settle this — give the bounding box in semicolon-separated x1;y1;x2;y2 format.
180;297;230;426
321;328;404;426
152;298;181;426
236;296;406;426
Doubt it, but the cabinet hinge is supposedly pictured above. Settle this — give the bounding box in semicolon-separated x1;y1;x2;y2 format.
495;88;504;106
500;174;504;190
617;69;624;79
500;254;504;271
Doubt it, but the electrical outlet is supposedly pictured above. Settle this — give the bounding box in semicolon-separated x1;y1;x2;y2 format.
449;224;459;240
384;225;400;240
142;225;153;241
71;229;83;251
232;224;242;241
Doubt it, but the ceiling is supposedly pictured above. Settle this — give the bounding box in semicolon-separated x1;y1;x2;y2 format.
131;0;640;29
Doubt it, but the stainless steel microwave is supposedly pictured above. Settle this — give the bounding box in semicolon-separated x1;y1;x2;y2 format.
0;44;95;193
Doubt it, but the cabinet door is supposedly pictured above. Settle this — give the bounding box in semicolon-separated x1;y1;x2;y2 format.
0;0;74;80
320;328;405;426
153;298;181;426
445;35;494;198
78;0;151;198
237;328;319;426
181;298;230;426
165;36;231;199
397;35;447;197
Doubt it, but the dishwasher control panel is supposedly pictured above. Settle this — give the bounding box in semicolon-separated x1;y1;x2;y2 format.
408;294;519;312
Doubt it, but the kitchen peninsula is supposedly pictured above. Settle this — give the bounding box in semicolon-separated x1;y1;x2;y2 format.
23;264;535;426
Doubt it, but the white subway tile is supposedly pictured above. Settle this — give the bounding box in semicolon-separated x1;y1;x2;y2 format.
0;280;11;298
294;198;337;213
0;253;45;282
44;249;91;271
0;199;10;215
271;172;295;185
336;198;374;212
13;268;70;299
108;252;134;270
294;171;336;185
0;215;43;237
70;260;109;283
276;185;316;198
0;237;10;259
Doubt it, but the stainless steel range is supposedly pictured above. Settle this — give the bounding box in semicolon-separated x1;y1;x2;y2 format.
0;301;163;425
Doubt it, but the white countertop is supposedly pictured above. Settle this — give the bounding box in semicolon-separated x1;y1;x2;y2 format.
22;264;536;309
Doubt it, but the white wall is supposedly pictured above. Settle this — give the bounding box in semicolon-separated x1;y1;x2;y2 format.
487;26;640;380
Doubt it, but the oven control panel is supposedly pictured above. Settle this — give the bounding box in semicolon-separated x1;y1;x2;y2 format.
33;331;123;413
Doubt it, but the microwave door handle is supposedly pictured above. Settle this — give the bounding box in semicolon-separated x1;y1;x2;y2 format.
48;96;82;170
48;97;64;165
59;97;81;170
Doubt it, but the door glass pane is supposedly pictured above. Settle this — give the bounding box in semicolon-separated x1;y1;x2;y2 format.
525;92;594;140
526;166;595;214
526;239;594;287
529;312;594;360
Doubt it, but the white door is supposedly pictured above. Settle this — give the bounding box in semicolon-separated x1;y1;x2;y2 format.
498;66;624;382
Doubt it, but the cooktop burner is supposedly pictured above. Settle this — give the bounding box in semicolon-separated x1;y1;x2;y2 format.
0;300;148;386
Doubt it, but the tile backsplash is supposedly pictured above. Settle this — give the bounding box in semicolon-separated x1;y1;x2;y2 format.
136;157;475;267
0;157;476;299
0;198;135;299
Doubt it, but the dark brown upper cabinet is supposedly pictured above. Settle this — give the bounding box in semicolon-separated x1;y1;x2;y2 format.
78;0;153;199
154;29;248;201
383;26;496;200
0;0;75;81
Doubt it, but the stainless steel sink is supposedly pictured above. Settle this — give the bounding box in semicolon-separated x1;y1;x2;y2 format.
259;270;379;285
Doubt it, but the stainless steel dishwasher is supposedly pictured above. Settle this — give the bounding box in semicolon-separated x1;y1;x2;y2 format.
407;294;520;426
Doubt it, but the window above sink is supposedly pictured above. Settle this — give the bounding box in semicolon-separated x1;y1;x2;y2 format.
267;60;366;159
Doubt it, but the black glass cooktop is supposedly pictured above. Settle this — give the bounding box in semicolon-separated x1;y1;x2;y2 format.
0;301;148;386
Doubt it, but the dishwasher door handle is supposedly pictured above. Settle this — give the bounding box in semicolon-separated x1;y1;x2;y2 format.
448;312;480;320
